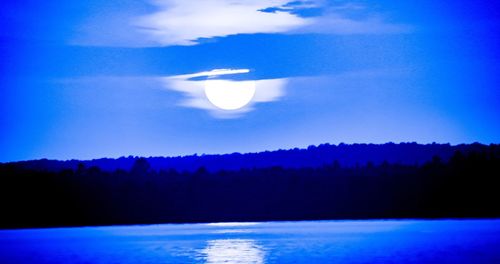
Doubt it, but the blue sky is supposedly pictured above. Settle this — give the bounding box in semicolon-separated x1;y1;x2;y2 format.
1;0;500;161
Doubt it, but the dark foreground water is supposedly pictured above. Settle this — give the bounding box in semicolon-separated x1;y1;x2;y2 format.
1;220;499;263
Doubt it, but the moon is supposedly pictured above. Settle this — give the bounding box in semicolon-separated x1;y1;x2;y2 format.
204;79;256;110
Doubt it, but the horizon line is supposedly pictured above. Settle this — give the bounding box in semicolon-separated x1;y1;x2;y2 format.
3;141;495;164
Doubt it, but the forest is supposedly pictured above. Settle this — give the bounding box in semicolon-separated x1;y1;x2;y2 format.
0;143;499;229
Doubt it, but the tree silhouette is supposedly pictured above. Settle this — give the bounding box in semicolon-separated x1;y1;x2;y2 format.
0;143;499;229
131;158;150;176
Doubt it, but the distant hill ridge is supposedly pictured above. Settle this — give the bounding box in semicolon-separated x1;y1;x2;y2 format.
6;142;497;172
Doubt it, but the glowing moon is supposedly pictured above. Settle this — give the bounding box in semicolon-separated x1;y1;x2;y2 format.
204;80;256;110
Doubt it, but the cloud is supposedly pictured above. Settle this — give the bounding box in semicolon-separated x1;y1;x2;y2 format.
162;69;287;118
135;0;310;46
293;14;411;35
75;0;410;47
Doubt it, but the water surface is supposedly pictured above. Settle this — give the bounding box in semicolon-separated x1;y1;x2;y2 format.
1;220;499;263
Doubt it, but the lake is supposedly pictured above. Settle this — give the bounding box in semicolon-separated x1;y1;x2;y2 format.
1;220;499;263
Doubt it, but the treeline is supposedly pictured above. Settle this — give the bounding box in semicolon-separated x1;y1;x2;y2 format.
0;145;499;229
10;142;492;173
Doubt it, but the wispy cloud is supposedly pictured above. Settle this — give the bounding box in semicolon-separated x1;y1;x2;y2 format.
293;15;410;35
75;0;410;47
135;0;310;46
162;69;287;118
